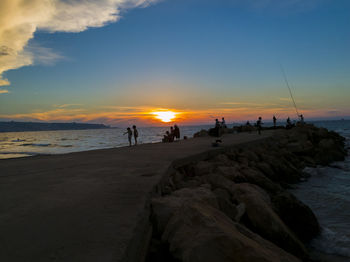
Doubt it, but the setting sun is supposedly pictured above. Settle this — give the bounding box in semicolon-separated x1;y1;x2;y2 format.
152;111;177;123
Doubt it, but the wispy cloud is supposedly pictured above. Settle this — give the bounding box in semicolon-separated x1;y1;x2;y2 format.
0;0;158;87
0;89;9;94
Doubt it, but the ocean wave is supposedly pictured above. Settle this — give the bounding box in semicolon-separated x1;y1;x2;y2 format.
312;227;350;258
20;143;52;147
11;139;26;142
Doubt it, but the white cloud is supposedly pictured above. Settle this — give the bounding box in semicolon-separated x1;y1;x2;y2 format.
0;89;9;94
0;0;158;86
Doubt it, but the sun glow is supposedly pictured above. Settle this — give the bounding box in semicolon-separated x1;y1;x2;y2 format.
152;111;177;123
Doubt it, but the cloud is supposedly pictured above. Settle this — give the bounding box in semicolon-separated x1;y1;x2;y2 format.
0;0;158;86
0;89;9;94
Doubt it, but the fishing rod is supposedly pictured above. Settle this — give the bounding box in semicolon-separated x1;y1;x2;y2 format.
280;65;300;118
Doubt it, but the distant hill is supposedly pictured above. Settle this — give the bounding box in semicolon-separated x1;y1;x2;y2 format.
0;121;110;132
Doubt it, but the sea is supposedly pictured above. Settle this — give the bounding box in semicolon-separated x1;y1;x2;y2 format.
1;120;350;260
290;120;350;262
0;125;212;159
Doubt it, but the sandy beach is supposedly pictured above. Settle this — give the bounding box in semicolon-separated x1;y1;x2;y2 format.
0;131;273;262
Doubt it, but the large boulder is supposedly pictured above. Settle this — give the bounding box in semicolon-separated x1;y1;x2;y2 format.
162;201;301;262
151;187;218;234
231;183;308;259
272;191;320;242
239;167;282;194
213;188;239;221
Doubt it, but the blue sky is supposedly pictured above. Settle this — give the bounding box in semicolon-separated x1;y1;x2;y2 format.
0;0;349;125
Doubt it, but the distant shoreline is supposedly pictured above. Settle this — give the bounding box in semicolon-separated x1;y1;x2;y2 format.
0;121;110;133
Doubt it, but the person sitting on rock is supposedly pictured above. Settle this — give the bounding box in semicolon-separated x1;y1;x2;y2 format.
162;131;170;143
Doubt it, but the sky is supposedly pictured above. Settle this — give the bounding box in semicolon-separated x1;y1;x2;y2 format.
0;0;349;126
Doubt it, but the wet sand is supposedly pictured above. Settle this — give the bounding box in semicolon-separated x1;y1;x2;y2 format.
0;131;273;262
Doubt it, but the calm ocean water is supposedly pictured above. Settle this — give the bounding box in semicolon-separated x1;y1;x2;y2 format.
0;125;211;159
1;120;350;260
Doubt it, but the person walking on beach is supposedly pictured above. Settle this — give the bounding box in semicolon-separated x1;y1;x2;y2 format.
132;125;138;145
273;115;277;128
257;117;262;135
174;125;180;141
124;127;132;146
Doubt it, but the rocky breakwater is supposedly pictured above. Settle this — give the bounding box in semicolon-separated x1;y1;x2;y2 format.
146;124;347;262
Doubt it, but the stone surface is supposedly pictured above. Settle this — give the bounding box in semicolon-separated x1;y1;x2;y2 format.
272;191;320;242
232;183;308;259
163;201;301;262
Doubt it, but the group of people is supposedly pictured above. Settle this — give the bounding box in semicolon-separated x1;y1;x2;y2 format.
256;114;305;134
162;125;180;143
212;117;227;137
124;125;138;146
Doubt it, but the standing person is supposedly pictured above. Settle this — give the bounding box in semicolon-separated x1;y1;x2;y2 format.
257;117;262;135
215;119;221;137
170;126;175;142
273;115;277;128
299;114;304;124
174;125;180;141
221;117;227;128
123;127;132;146
132;125;138;145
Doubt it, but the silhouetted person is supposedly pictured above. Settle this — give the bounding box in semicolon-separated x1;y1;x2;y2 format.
132;125;138;145
124;127;132;146
286;117;292;129
299;114;304;124
174;125;180;140
257;117;262;135
170;126;175;142
273;115;277;128
221;117;227;128
215;118;221;137
162;131;173;143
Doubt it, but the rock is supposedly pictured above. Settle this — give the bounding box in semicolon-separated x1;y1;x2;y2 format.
255;162;275;178
176;178;204;189
272;191;320;242
239;167;282;194
235;203;246;222
286;142;304;154
211;154;233;166
172;171;184;185
240;150;260;162
232;183;308;259
193;129;209;137
151;187;218;234
163;201;301;262
213;188;238;221
318;139;335;150
215;166;244;182
193;161;214;176
202;173;235;195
